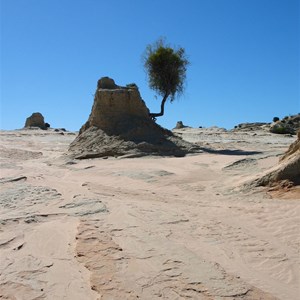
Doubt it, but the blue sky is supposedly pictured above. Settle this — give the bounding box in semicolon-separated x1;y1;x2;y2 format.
1;0;299;131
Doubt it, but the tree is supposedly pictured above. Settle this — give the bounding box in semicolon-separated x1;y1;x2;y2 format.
143;38;190;119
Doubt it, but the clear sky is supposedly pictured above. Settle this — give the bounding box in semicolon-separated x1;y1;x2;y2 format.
1;0;299;131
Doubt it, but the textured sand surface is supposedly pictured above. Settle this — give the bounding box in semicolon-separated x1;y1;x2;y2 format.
0;128;299;299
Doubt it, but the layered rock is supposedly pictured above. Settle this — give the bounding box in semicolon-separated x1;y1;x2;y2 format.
69;77;200;159
280;130;300;161
79;78;151;137
25;112;47;129
254;130;300;186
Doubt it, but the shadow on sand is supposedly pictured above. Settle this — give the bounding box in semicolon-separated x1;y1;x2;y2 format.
199;147;263;156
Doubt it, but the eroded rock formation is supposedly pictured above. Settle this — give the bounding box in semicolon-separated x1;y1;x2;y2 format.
25;112;47;129
69;77;199;159
255;130;300;186
233;113;300;134
174;121;186;129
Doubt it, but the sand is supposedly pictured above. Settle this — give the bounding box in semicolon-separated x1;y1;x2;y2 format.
0;128;299;299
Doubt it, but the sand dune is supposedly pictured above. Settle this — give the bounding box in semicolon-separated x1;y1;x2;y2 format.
0;128;299;299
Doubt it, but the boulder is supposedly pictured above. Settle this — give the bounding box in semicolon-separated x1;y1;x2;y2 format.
69;77;200;159
25;112;46;129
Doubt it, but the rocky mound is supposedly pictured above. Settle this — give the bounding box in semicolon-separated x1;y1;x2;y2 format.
68;77;200;159
232;122;269;132
25;112;49;130
173;121;190;129
269;114;300;135
233;113;300;134
254;130;300;186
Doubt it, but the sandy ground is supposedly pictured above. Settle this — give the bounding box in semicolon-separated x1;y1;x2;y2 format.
0;128;299;300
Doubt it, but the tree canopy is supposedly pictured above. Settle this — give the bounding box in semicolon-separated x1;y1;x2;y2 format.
143;38;190;119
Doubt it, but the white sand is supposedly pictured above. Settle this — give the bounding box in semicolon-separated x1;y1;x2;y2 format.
0;128;299;299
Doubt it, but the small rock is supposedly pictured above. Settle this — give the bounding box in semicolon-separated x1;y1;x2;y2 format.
175;121;185;129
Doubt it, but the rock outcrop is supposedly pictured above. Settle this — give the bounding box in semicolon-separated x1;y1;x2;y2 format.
270;113;300;135
174;121;187;129
269;121;295;135
97;76;120;89
69;77;200;159
280;130;300;161
233;122;269;131
25;112;47;129
232;114;300;134
254;130;300;186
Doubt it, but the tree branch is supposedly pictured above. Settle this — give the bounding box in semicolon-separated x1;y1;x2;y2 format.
149;93;169;119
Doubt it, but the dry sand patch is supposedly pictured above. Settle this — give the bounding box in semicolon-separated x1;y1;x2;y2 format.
0;129;298;299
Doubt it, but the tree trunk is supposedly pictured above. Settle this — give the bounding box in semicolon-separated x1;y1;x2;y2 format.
149;93;169;119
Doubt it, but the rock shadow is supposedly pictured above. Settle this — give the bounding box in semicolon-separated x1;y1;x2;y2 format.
199;147;263;156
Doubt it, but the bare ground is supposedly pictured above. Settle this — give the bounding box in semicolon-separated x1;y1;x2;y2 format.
0;128;299;300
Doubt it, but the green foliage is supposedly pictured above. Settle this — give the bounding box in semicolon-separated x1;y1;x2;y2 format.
274;126;287;134
143;38;189;103
273;117;280;122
